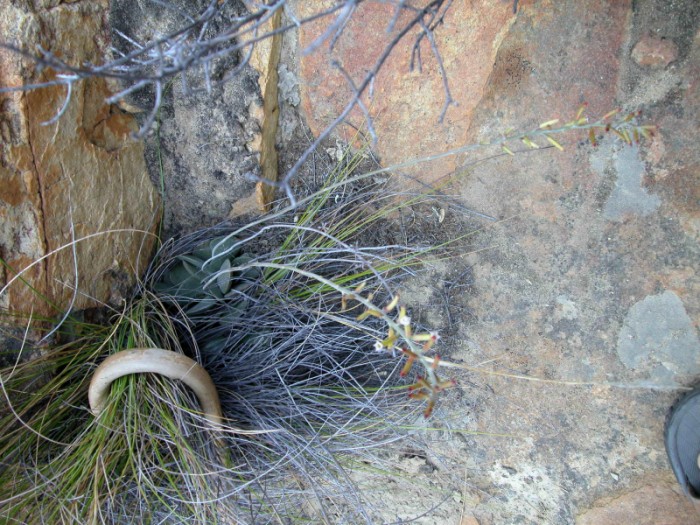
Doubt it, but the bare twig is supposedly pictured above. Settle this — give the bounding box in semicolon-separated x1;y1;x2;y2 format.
0;0;458;200
332;60;378;145
279;0;453;206
417;18;455;123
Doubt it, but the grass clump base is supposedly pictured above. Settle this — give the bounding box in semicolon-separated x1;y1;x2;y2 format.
0;159;447;523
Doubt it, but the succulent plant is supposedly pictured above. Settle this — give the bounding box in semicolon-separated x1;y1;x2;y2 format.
152;235;259;318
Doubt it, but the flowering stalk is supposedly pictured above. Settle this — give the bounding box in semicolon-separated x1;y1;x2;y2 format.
501;105;654;155
207;261;457;417
344;286;456;417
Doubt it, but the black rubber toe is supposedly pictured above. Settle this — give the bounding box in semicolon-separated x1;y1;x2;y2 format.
665;388;700;499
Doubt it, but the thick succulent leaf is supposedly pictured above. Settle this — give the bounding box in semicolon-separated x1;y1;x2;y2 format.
202;255;226;273
233;254;253;266
234;298;250;311
152;281;178;296
184;261;203;277
217;258;232;295
232;255;260;280
176;255;205;271
241;268;261;281
166;264;195;286
193;244;213;260
185;297;218;315
210;236;242;259
172;274;207;300
226;281;254;298
203;283;224;300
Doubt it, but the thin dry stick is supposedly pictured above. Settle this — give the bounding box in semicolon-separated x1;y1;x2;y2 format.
0;1;463;208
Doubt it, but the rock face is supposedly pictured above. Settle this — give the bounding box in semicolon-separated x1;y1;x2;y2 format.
576;473;699;525
631;35;679;68
107;0;263;230
294;0;516;184
295;0;700;523
0;0;159;316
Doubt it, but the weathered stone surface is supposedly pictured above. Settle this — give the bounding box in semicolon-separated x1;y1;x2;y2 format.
445;3;700;524
576;474;699;524
616;291;700;381
295;0;700;523
468;1;630;136
294;0;516;184
631;35;679;68
108;0;262;230
0;0;159;315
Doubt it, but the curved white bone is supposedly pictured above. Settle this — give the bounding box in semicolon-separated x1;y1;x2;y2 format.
88;348;222;425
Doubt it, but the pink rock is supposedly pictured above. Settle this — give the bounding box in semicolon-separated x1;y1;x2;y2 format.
576;477;699;525
295;0;516;185
295;1;631;185
0;0;159;316
631;35;678;68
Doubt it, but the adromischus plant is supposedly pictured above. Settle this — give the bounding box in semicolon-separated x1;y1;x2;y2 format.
152;234;259;318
